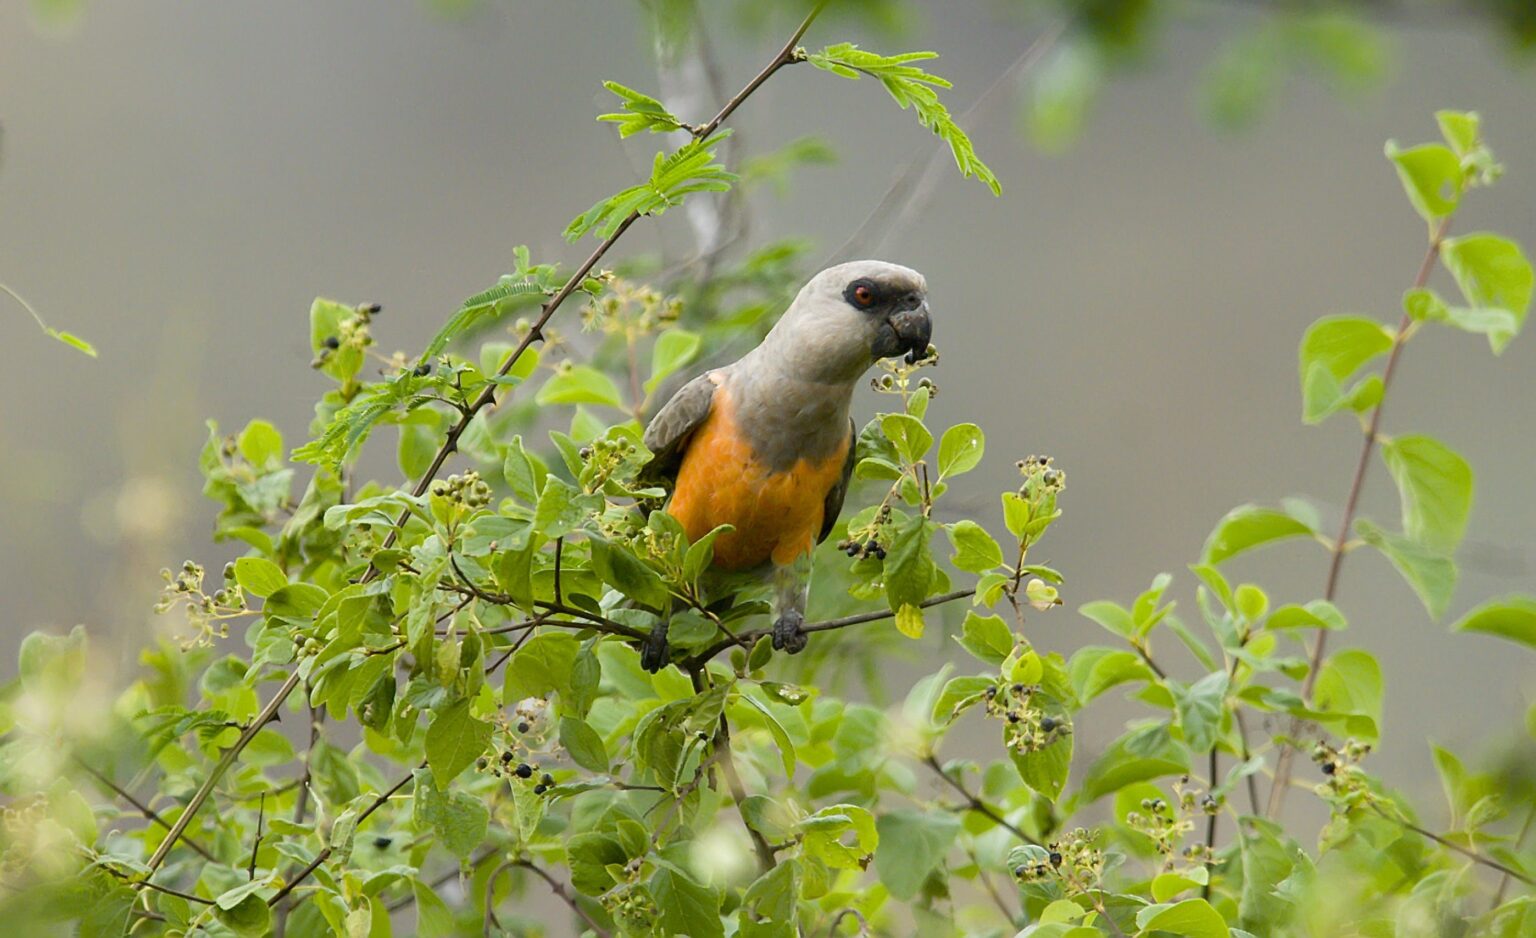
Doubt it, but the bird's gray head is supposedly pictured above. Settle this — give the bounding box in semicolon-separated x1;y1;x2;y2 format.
758;260;932;384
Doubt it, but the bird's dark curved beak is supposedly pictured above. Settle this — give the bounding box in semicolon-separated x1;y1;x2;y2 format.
889;302;932;364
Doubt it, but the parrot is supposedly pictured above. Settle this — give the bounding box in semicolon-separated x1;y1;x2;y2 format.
636;260;932;672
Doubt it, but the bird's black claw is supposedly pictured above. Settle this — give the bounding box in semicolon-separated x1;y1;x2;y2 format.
771;611;808;655
640;620;670;673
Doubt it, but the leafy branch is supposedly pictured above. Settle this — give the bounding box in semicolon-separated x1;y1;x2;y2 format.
807;42;1001;195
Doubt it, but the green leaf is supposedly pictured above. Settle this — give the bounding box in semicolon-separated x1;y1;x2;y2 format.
1012;713;1073;800
1175;671;1229;753
1440;233;1533;354
1202;505;1314;565
1068;646;1153;702
413;768;490;859
740;861;799;932
1298;315;1394;424
956;611;1013;665
646;329;701;394
874;810;961;900
505;632;580;702
238;419;284;470
651;861;724;938
1437;110;1480;156
808;43;1000;194
1152;870;1209;903
413;879;456;936
1079;600;1136;639
741;693;797;778
800;804;878;870
536;364;624;408
885;514;935;615
558;716;609;772
597;80;688;138
213;894;272;938
1381;434;1473;552
1081;723;1188;801
424;698;493;787
937;423;984;478
1313;649;1383;743
946;520;1003;573
566;132;737;241
589;537;669;607
1136;897;1230;938
880;413;932;464
1266;600;1346;632
4;281;98;357
1385;141;1462;221
1451;595;1536;651
234;557;287;598
1404;287;1522;351
1356;518;1456;619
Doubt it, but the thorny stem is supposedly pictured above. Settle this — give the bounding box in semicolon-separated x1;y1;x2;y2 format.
141;668;302;876
922;754;1041;846
1266;216;1452;820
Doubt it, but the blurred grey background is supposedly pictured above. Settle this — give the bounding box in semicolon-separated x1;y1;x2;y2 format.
2;0;1532;804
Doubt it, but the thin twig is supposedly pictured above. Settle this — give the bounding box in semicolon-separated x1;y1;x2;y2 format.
483;859;513;938
265;765;420;907
1492;801;1536;906
514;860;614;938
827;908;871;936
1373;803;1535;886
685;588;975;668
385;847;499;913
827;19;1067;264
73;759;218;863
1267;217;1452;819
1202;747;1218;901
922;754;1041;846
687;666;776;873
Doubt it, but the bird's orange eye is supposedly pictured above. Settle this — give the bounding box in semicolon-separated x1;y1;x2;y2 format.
853;284;874;306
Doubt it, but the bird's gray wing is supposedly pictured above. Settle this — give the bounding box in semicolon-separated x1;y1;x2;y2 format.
638;371;719;488
818;419;858;544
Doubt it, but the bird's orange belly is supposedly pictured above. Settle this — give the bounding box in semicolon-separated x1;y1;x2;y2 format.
665;394;848;571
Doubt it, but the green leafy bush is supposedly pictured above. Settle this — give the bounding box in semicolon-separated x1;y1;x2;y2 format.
3;6;1534;938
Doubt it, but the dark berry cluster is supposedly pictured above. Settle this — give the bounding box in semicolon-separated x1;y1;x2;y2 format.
982;682;1070;754
839;504;893;560
312;301;379;369
1012;827;1104;892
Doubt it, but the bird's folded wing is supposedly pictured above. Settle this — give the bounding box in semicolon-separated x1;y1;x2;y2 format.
818;419;857;544
638;370;719;487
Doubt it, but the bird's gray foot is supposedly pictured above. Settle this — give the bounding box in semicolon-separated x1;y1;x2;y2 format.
771;610;808;654
640;618;670;673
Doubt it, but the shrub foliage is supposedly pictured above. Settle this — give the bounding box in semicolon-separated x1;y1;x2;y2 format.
3;5;1535;938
